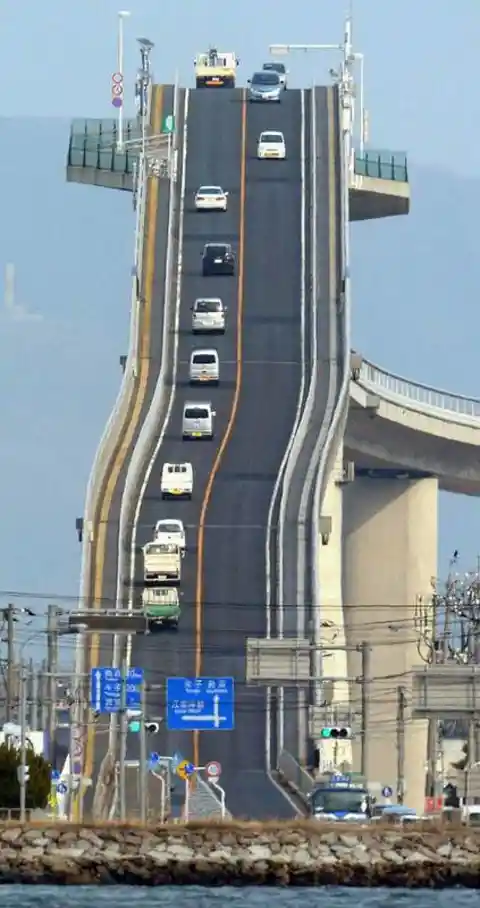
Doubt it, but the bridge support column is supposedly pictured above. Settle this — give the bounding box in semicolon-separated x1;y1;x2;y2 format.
343;476;438;812
316;445;350;770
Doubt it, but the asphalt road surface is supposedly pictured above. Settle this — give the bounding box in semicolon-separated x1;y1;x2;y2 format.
128;88;306;818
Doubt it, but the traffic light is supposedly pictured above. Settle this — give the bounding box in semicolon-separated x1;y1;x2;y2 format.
320;727;352;739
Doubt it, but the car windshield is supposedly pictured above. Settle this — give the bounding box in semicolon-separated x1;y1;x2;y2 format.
195;300;221;313
263;62;286;74
157;522;182;533
206;245;227;257
252;72;279;86
261;133;283;144
193;353;216;364
185;407;209;419
199;186;222;195
310;787;369;814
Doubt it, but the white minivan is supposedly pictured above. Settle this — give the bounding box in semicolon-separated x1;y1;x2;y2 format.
189;349;219;385
191;298;226;334
182;402;216;439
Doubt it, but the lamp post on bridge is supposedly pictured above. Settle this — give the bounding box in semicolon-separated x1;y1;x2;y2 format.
269;14;367;156
114;10;131;152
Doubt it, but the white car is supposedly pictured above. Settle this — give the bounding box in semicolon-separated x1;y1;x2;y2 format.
191;298;226;334
154;519;186;553
262;61;288;89
257;131;286;160
160;462;193;499
194;186;228;211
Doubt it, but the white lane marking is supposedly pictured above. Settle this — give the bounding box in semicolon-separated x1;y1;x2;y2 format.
125;89;190;676
264;89;307;813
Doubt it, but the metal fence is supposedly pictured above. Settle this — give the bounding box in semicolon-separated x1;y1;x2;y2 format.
359;357;480;421
277;749;314;802
67;118;141;175
354;150;408;182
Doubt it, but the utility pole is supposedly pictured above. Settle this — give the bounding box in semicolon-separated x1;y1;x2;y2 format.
119;660;127;821
426;716;438;798
360;641;370;777
139;681;147;823
6;603;15;721
19;668;27;821
47;605;59;763
396;686;406;804
38;659;48;730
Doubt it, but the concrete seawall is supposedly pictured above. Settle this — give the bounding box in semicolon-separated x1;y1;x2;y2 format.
0;822;478;886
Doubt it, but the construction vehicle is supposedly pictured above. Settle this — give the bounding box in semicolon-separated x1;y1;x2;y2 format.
143;541;181;585
142;587;181;630
194;49;239;88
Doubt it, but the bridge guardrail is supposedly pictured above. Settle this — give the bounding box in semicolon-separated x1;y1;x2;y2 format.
358;357;480;420
277;750;314;803
187;778;231;820
74;106;151;783
353;150;408;182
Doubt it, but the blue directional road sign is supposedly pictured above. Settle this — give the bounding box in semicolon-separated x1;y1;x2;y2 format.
51;769;60;782
90;666;144;713
167;677;234;731
57;782;68;795
382;786;393;798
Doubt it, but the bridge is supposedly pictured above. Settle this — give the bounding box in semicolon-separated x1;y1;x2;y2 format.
66;54;477;820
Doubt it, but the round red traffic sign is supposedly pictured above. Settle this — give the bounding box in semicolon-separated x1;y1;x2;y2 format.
206;760;221;779
111;83;124;96
112;72;124;84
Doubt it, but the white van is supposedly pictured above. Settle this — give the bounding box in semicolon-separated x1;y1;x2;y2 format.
182;402;216;439
257;130;286;159
189;349;219;384
161;462;193;499
191;298;226;334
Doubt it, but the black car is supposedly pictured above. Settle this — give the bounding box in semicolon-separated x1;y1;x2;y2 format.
202;243;235;276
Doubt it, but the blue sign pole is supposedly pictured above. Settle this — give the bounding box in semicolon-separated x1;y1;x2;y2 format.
166;677;235;731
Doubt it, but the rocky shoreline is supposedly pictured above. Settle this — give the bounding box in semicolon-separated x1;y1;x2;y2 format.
0;821;479;887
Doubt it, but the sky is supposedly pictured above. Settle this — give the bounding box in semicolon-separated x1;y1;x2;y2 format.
0;0;479;661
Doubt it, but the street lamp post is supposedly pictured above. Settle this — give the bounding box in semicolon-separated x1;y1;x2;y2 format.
116;10;131;152
269;14;366;156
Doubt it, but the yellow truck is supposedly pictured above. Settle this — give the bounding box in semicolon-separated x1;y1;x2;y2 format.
194;49;239;88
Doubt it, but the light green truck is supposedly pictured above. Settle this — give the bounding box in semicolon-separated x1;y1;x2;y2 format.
142;587;180;630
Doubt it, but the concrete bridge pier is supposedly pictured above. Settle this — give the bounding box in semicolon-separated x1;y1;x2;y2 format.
342;476;438;813
316;445;351;770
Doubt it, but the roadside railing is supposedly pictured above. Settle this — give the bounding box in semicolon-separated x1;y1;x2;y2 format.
358;357;480;421
277;750;314;804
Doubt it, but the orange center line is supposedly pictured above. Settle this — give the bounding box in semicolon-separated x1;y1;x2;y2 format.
193;91;248;769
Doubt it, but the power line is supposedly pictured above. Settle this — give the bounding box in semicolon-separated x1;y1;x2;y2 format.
0;587;452;611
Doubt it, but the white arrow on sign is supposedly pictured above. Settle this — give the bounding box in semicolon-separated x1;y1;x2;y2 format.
180;695;226;728
206;760;221;779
